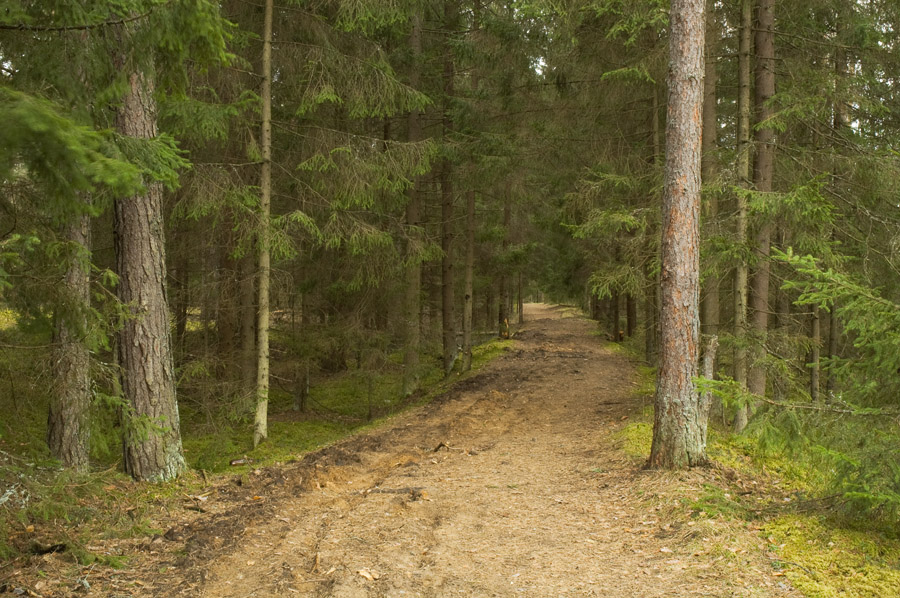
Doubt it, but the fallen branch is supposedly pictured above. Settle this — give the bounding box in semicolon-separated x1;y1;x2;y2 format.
433;441;465;452
757;396;899;416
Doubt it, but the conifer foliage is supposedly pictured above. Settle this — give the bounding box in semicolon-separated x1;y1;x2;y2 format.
1;0;900;519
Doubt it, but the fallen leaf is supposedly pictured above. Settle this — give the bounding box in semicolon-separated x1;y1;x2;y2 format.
660;547;673;553
25;525;34;533
357;568;381;581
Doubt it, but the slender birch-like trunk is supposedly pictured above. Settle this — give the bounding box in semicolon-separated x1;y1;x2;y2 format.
253;0;273;447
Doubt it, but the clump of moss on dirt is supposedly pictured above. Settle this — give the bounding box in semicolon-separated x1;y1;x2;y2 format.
689;483;751;520
614;381;900;598
620;421;652;459
699;425;900;598
764;514;900;597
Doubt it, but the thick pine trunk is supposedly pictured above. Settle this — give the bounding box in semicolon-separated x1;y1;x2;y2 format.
254;0;273;447
48;211;91;471
649;0;707;469
747;0;775;402
732;0;753;432
114;68;185;482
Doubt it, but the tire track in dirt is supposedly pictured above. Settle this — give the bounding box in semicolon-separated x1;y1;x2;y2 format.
164;304;798;597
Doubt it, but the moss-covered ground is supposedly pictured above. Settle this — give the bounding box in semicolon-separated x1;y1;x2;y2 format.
617;361;900;598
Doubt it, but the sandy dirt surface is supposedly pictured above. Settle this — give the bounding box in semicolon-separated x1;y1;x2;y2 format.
4;304;801;597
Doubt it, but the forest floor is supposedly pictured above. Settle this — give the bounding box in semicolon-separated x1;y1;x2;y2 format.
5;304;806;597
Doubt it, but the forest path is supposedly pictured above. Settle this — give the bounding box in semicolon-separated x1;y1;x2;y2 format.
161;304;797;598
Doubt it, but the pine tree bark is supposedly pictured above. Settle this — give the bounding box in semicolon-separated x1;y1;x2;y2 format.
253;0;273;447
747;0;775;402
48;211;91;471
648;0;707;469
732;0;753;432
114;67;186;482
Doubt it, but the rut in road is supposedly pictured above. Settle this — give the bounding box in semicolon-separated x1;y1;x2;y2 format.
171;304;797;598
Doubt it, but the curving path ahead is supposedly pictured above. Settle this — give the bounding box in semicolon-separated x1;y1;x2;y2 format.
151;304;797;597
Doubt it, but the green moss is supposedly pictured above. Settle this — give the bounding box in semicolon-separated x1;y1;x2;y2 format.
471;338;513;368
634;365;656;398
764;514;900;597
620;421;652;458
250;420;351;466
183;419;355;473
689;483;750;520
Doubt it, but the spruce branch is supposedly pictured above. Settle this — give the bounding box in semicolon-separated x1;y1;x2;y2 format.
0;7;161;32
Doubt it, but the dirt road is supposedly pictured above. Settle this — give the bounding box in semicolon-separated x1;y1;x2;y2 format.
144;304;797;597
